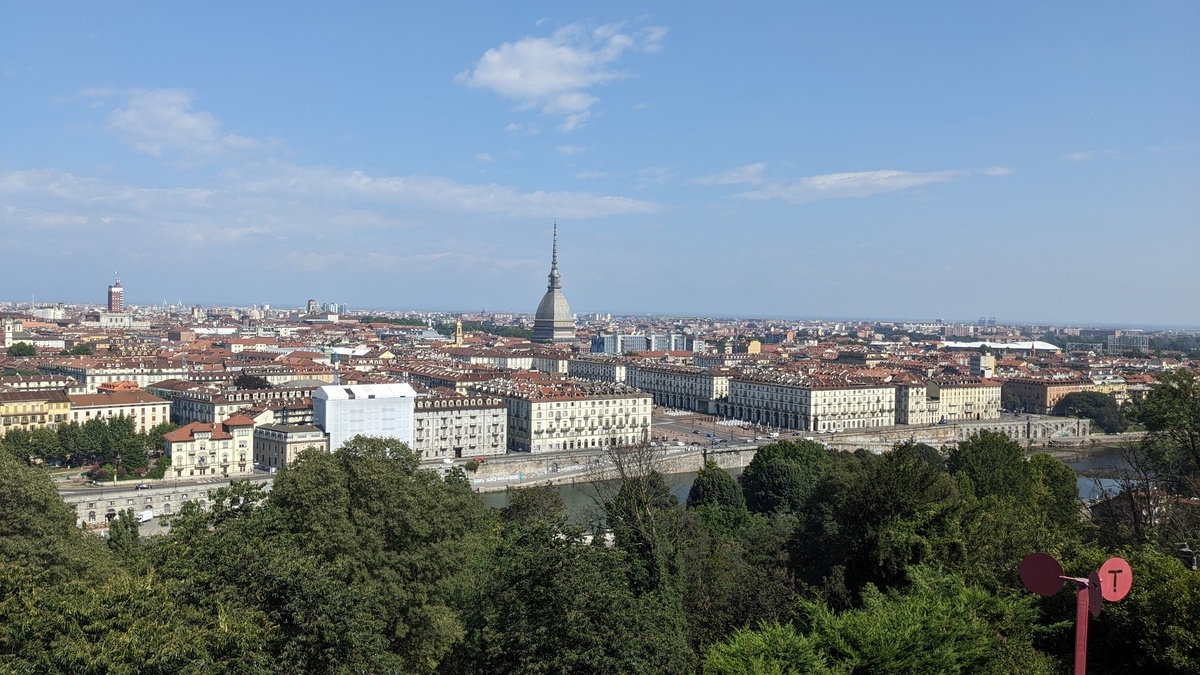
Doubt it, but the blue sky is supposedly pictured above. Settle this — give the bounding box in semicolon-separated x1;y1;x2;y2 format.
1;2;1197;326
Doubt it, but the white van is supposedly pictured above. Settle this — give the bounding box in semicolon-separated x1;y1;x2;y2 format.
137;509;154;523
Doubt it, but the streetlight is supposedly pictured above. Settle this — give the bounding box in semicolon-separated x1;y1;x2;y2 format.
1179;543;1198;571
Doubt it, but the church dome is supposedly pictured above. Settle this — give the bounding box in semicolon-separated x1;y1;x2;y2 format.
531;224;576;344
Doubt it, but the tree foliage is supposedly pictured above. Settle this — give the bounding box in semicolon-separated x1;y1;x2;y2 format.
688;460;745;511
5;342;35;357
233;373;272;390
4;414;1200;672
1054;391;1128;433
740;439;836;515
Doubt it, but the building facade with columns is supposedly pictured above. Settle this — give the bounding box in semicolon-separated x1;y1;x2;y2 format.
468;377;651;453
720;373;896;433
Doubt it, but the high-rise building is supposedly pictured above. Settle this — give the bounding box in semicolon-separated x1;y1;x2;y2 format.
531;224;576;344
107;276;124;313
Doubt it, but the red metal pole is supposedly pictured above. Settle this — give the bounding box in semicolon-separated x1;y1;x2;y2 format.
1074;580;1089;675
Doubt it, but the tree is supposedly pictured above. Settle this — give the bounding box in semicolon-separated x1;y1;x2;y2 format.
267;436;493;672
1137;369;1200;476
5;342;35;357
792;444;966;606
740;439;836;515
82;417;111;465
947;431;1033;502
0;427;33;461
56;421;88;466
1054;391;1127;433
28;427;61;464
704;570;1054;674
688;460;745;511
68;342;94;356
1002;389;1023;412
233;373;272;390
106;508;141;559
452;505;695;675
500;484;567;527
703;622;827;674
1028;452;1081;530
0;451;112;584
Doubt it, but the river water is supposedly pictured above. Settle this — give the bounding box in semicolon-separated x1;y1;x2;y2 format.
481;449;1127;520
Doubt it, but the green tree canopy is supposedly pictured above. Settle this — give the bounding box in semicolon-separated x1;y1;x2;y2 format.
740;439;837;515
1137;369;1200;473
688;460;746;511
1054;391;1127;433
792;444;966;606
5;342;35;357
947;430;1033;502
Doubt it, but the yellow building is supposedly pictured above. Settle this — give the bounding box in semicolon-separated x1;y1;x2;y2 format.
0;390;71;434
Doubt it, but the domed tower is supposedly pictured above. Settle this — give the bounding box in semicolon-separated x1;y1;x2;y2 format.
531;224;576;344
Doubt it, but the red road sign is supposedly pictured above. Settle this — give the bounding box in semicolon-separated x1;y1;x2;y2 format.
1098;557;1133;602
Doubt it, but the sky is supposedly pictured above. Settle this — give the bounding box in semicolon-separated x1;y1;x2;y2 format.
1;2;1197;326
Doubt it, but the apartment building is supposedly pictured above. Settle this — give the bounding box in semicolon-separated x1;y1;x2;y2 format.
468;377;651;453
253;424;329;470
67;390;171;432
162;385;314;425
313;383;417;453
0;390;70;434
411;393;507;460
39;358;188;393
164;415;256;478
567;355;630;383
625;364;734;413
1002;378;1096;414
721;373;896;432
926;377;1002;421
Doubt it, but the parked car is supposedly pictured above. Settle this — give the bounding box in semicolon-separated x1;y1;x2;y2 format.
135;484;150;490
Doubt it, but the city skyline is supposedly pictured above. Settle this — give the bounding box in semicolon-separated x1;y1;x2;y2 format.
2;3;1197;325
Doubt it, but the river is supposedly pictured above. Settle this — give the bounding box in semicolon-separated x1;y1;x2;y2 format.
480;448;1128;521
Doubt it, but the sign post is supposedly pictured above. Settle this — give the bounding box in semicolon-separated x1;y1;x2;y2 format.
1019;552;1132;675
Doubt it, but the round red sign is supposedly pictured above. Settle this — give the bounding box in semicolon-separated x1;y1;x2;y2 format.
1098;557;1133;602
1019;552;1066;597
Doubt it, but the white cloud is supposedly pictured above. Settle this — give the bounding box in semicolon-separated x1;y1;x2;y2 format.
556;145;586;155
475;153;494;163
634;166;670;189
457;22;666;131
0;161;660;247
504;122;541;135
693;163;766;185
1059;149;1118;162
107;89;264;158
734;167;1011;203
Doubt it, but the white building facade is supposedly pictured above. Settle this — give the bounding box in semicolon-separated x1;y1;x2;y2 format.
313;383;417;452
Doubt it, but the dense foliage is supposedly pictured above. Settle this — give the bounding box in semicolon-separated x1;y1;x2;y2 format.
2;376;1199;673
5;342;36;357
433;321;532;339
1054;391;1128;433
360;315;428;326
0;416;177;477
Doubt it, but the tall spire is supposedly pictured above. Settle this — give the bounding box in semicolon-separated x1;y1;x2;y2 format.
547;222;561;290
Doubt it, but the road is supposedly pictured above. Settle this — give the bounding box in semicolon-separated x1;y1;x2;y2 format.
56;472;274;497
